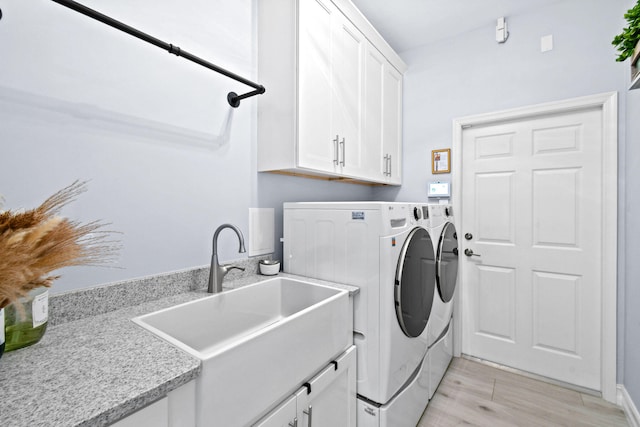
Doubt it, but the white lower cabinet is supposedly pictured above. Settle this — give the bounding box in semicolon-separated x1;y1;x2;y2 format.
110;381;196;427
254;394;299;427
254;346;357;427
111;397;169;427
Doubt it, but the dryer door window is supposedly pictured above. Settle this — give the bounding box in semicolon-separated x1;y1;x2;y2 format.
436;222;458;303
395;227;436;338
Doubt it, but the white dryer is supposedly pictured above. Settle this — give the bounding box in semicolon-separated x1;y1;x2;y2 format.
425;204;459;399
283;202;436;427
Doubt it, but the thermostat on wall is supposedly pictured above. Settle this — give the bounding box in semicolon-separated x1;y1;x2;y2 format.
428;182;450;198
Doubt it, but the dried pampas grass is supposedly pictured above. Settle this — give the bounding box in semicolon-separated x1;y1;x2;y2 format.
0;181;119;309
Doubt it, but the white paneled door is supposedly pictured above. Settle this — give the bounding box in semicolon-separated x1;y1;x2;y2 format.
460;106;606;391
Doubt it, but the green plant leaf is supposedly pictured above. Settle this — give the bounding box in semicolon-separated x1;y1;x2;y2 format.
613;0;640;62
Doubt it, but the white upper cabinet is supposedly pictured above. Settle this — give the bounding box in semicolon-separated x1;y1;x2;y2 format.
382;64;403;184
362;43;402;184
331;13;366;178
297;0;336;174
297;0;365;177
258;0;406;185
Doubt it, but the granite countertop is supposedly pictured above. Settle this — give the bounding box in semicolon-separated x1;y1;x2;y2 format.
0;269;358;427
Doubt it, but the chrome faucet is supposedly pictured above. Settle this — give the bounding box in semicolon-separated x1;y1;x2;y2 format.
208;223;247;293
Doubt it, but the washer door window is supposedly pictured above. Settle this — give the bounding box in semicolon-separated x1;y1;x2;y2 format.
436;222;458;303
395;227;436;338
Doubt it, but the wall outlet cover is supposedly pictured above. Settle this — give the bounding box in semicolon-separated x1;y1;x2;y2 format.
249;208;275;256
541;34;553;52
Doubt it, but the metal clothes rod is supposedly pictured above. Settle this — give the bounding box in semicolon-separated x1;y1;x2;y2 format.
50;0;265;108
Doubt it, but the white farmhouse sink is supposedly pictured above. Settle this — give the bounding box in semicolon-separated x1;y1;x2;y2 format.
133;277;350;426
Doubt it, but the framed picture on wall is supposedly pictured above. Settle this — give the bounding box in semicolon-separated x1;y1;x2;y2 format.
432;148;451;174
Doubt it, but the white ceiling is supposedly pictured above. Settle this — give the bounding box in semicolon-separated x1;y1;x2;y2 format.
350;0;565;53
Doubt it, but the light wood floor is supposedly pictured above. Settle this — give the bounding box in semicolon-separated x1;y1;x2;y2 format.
417;357;628;426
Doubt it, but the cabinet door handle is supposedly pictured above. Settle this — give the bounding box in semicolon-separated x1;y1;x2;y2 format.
288;417;298;427
333;135;339;165
384;154;392;176
303;405;313;427
339;138;345;166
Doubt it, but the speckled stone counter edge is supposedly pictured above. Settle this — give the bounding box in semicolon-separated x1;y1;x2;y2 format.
49;257;268;326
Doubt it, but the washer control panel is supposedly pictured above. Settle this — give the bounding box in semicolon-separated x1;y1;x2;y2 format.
409;205;430;225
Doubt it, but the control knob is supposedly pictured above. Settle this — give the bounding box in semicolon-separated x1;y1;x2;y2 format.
413;206;422;220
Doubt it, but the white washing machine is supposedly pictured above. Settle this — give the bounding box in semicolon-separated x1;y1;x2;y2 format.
425;204;459;399
283;202;436;427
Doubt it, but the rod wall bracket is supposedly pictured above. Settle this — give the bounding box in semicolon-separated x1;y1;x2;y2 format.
227;86;266;108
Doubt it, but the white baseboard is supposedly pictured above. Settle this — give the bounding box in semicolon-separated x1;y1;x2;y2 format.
618;384;640;427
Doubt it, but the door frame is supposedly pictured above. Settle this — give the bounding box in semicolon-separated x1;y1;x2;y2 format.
451;92;618;402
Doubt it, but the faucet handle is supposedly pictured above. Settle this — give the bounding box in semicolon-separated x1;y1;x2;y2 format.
222;265;245;274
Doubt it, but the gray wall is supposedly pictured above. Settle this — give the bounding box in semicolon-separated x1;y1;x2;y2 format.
0;0;372;293
374;0;628;202
372;0;638;405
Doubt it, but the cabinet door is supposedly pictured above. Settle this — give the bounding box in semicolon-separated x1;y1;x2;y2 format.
363;45;403;184
111;397;169;427
382;64;403;184
332;14;365;178
253;395;299;427
298;0;338;173
297;346;357;427
363;43;385;181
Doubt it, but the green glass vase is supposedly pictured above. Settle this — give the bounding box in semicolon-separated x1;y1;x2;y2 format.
4;287;49;352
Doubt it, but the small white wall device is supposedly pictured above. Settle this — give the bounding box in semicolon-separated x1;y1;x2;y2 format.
496;17;509;43
428;182;450;198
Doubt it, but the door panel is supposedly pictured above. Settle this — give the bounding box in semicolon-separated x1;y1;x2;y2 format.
532;168;580;247
476;265;516;341
332;16;364;176
475;172;515;243
297;346;357;427
363;44;384;179
532;124;581;154
363;45;403;183
461;108;603;391
253;395;297;427
298;0;335;172
382;64;402;183
532;271;580;355
475;132;515;158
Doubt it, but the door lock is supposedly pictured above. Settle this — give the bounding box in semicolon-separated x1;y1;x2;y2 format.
464;248;481;257
464;233;473;240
